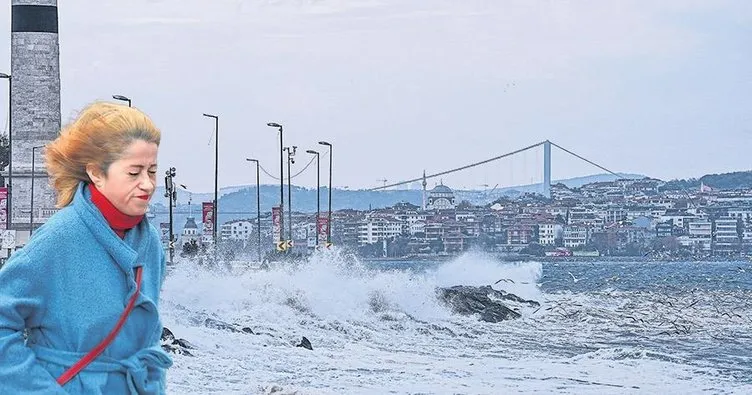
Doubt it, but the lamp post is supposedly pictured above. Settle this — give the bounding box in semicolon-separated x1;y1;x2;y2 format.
30;145;43;236
318;141;332;245
284;146;297;247
306;149;320;247
203;113;219;248
1;73;11;230
246;158;262;262
267;123;284;244
164;167;176;263
112;95;131;107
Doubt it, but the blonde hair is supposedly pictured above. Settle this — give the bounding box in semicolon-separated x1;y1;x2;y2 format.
45;102;161;207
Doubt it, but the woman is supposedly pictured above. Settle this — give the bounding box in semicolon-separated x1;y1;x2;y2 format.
0;102;173;394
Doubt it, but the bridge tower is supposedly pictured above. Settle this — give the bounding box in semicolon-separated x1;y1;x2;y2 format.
9;0;61;236
543;140;551;199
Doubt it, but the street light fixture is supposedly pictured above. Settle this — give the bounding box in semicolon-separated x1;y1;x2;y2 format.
267;122;284;245
306;149;320;248
246;158;262;262
1;73;12;229
318;141;333;245
29;145;44;236
203;113;219;250
112;95;131;107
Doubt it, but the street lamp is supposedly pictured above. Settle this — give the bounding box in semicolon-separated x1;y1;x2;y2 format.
1;73;12;229
306;149;320;247
164;167;176;263
112;95;131;107
267;122;284;244
203;113;219;248
318;141;332;245
246;158;262;262
284;146;297;247
30;145;44;236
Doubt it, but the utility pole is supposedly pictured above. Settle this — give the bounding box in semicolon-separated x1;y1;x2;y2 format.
306;149;320;247
267;123;284;245
164;167;176;263
246;158;262;262
284;146;297;249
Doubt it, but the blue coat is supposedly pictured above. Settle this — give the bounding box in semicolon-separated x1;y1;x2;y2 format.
0;182;172;394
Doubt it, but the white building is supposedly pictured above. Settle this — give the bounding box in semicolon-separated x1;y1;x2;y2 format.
220;219;255;242
563;226;589;248
358;217;403;245
537;222;564;246
180;216;201;245
687;220;712;252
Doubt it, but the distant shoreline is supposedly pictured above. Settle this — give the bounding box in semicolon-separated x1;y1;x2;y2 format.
364;255;751;263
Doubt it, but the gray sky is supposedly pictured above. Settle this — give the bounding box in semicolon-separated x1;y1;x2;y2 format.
1;0;750;193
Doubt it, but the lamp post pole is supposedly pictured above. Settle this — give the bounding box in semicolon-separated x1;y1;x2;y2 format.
112;94;131;107
203;114;219;250
1;73;12;230
30;145;43;236
164;167;176;263
246;158;262;262
284;146;297;248
318;141;332;245
306;149;320;247
267;123;284;244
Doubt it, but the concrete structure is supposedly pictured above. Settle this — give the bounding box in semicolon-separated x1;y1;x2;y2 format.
543;140;551;199
9;0;61;235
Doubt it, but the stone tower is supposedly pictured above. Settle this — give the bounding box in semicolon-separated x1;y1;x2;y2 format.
10;0;60;232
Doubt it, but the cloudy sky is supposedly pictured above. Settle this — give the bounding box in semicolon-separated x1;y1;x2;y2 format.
1;0;750;192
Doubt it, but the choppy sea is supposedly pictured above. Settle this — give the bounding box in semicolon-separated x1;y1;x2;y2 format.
162;250;752;394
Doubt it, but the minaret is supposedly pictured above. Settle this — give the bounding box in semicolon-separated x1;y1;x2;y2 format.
10;0;61;234
421;170;427;211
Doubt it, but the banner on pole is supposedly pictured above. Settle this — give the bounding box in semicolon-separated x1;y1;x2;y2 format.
0;187;7;227
160;223;169;247
316;216;329;246
272;206;282;245
202;202;214;235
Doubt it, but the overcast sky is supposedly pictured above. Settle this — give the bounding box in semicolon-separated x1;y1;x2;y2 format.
1;0;750;193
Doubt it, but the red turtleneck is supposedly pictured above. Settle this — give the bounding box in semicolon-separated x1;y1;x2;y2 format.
89;184;144;239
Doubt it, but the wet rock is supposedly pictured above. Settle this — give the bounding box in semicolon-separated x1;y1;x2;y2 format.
437;285;539;323
203;317;255;334
296;336;313;350
161;326;194;356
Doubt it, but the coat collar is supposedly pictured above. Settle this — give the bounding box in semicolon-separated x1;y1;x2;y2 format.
72;182;152;278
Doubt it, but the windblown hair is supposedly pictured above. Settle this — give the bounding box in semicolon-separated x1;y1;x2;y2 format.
45;102;161;207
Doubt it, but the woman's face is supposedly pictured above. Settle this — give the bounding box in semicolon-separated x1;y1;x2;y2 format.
90;140;158;216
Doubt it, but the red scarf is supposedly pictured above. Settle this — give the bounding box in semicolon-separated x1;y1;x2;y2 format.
89;184;144;239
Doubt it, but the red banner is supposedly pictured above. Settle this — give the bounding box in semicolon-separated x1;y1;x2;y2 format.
316;216;329;246
272;206;282;243
0;187;6;226
202;202;214;235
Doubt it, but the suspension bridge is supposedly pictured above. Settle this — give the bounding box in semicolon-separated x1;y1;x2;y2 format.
365;140;625;198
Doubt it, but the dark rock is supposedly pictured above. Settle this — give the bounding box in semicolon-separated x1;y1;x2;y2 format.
296;336;313;350
203;318;254;334
437;285;539;323
161;327;175;342
175;338;196;349
161;326;194;357
242;327;255;334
